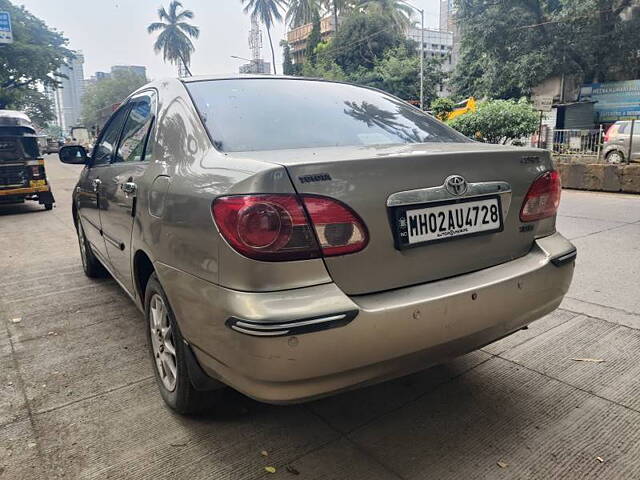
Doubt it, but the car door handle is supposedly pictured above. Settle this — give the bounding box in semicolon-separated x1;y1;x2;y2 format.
121;182;137;195
92;178;101;192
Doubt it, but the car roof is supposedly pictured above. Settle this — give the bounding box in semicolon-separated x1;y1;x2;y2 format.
179;74;330;83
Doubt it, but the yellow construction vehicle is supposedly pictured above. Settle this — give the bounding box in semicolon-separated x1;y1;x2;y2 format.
447;97;477;121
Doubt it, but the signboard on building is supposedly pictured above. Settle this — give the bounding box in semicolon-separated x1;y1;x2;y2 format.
533;96;553;112
0;11;13;44
579;80;640;123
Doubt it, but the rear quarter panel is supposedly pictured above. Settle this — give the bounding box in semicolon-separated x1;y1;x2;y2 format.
150;81;330;292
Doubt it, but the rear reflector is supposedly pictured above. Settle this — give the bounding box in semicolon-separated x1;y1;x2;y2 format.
520;170;562;222
212;194;368;261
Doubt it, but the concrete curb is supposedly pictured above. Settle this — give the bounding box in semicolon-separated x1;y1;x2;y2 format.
556;162;640;194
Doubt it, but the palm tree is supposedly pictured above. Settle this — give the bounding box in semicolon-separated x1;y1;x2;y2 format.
357;0;412;31
286;0;320;28
323;0;345;32
147;1;200;76
241;0;287;75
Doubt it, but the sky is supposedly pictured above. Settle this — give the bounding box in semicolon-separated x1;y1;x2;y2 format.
17;0;443;80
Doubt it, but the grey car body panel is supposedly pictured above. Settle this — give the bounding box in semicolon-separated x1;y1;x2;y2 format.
156;233;573;404
69;76;575;404
229;143;555;295
602;121;640;162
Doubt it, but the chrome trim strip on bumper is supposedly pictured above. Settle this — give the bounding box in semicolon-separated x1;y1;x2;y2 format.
227;311;358;337
387;181;512;217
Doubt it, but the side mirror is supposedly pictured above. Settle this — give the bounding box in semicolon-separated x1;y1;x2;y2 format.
59;145;89;165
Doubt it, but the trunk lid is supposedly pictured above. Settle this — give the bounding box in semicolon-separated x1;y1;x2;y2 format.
232;143;556;295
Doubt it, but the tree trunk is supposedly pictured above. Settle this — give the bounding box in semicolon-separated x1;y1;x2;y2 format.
267;26;277;75
333;1;339;32
179;54;193;77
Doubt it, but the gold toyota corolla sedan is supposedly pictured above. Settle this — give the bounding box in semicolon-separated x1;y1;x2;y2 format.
59;76;576;414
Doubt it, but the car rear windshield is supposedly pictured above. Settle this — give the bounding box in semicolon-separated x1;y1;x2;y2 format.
186;79;470;152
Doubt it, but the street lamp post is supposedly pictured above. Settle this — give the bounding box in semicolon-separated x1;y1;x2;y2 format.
399;0;425;110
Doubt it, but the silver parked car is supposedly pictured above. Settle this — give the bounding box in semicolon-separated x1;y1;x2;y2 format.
602;120;640;163
59;76;576;414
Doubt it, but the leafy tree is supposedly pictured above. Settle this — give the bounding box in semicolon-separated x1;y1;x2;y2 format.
241;0;287;75
305;13;322;65
280;40;294;75
453;0;640;99
147;1;200;76
430;97;455;121
448;99;539;144
357;0;412;31
328;11;405;73
322;0;350;32
286;0;320;28
80;71;148;128
0;0;73;108
352;45;444;104
301;54;347;81
12;89;54;127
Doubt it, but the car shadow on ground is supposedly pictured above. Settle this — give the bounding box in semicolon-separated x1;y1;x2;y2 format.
0;202;49;216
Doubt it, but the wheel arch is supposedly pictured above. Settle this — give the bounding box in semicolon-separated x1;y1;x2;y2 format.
606;149;625;160
133;249;155;305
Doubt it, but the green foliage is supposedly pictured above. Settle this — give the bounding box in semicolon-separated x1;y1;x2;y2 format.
430;97;455;121
351;46;444;104
281;40;295;75
44;123;63;139
12;89;54;127
356;0;412;31
453;0;640;99
80;71;148;128
147;1;200;75
286;0;319;28
306;13;322;65
448;99;539;144
329;11;405;73
301;54;347;81
0;0;73;108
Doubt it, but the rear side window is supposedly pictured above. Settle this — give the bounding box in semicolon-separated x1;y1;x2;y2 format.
186;79;469;152
617;123;628;134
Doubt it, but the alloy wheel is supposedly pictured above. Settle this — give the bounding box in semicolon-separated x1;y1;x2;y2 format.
149;293;178;392
607;151;623;164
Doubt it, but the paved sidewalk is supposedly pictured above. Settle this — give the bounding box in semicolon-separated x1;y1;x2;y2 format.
1;156;639;479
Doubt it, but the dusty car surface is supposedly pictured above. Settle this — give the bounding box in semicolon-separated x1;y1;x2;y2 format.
59;76;576;414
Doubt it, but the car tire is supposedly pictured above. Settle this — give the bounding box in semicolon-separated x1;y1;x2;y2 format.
76;219;107;278
606;150;624;164
44;203;53;210
145;273;220;415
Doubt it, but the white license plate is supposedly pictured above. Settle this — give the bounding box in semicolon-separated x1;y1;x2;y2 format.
395;197;503;248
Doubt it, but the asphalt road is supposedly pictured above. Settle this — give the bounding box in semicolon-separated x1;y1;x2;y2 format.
1;155;640;479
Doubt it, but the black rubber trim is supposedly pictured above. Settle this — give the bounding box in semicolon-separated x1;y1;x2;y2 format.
551;248;577;267
183;341;223;391
226;310;359;337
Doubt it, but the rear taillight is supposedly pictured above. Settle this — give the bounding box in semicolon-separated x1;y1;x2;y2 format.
301;195;369;256
604;124;617;143
212;194;368;261
520;170;562;222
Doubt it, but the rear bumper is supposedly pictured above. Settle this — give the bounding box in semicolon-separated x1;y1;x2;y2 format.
0;185;50;196
157;233;575;404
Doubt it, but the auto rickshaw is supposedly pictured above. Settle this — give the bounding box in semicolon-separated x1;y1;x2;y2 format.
0;110;55;210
